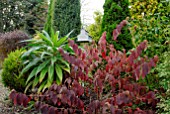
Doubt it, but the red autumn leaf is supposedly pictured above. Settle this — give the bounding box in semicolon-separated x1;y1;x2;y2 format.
141;62;149;79
98;32;106;46
9;90;16;102
102;51;106;59
59;86;68;94
128;108;133;114
153;55;159;63
113;29;119;41
22;94;30;107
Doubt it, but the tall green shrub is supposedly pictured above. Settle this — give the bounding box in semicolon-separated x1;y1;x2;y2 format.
54;0;81;37
101;0;134;51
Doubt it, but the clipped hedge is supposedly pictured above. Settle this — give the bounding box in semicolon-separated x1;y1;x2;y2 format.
0;30;29;67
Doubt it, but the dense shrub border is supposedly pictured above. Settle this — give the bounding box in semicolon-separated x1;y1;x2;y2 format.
9;21;159;113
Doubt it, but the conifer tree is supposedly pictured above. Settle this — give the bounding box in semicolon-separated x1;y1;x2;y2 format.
54;0;81;37
101;0;134;51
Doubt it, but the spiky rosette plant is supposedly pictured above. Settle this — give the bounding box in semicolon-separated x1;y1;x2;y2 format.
21;30;73;93
10;20;158;113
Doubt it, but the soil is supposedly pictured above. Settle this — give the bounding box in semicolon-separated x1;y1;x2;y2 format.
0;70;39;114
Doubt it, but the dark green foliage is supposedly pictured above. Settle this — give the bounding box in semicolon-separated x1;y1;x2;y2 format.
0;30;30;67
1;49;26;92
23;0;48;35
0;0;47;35
101;0;134;51
54;0;81;37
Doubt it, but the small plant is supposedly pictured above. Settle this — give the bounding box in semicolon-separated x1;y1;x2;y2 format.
21;30;73;93
10;20;159;113
1;49;26;92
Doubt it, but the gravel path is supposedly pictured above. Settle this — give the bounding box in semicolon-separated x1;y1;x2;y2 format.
0;69;11;113
0;70;39;114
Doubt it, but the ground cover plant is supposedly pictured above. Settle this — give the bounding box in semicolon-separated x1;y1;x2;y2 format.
9;20;159;114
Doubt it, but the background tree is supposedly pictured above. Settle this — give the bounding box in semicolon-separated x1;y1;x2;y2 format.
0;0;47;35
101;0;134;51
87;11;102;42
54;0;81;37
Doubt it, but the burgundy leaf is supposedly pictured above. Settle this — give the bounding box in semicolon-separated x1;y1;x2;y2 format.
142;62;149;79
40;104;49;114
98;32;106;46
9;90;16;100
35;101;41;109
22;94;30;107
49;107;56;114
59;86;68;94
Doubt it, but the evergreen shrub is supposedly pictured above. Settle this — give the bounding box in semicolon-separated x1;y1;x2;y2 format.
1;49;26;92
101;0;134;51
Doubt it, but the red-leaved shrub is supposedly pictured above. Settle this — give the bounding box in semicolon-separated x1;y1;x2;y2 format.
10;20;159;114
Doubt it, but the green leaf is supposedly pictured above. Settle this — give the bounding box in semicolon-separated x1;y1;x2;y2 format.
54;30;74;47
40;51;53;60
58;58;70;68
60;66;70;73
38;31;53;46
21;58;40;74
52;31;59;46
55;65;63;85
38;81;47;93
42;30;51;40
66;29;74;38
47;64;54;85
62;44;74;55
32;76;39;88
42;82;51;92
51;56;57;66
21;46;42;59
56;75;60;85
24;81;33;93
26;67;38;84
39;67;48;83
36;60;50;75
